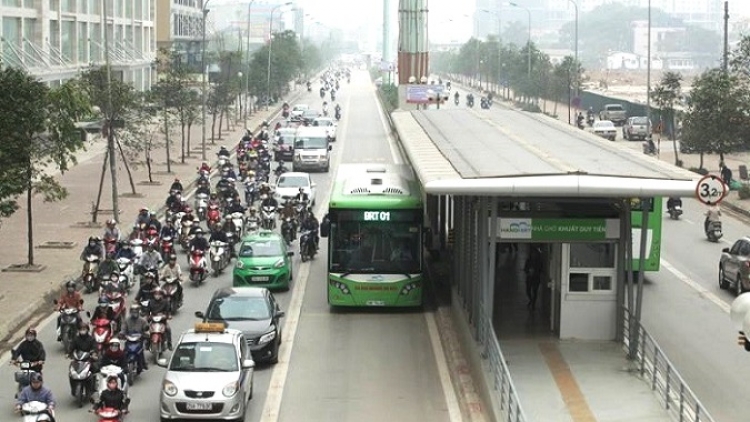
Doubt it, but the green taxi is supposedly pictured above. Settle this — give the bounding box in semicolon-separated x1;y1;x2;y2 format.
233;230;294;290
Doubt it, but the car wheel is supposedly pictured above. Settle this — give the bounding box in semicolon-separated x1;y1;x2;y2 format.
270;342;280;364
719;266;729;289
737;275;745;296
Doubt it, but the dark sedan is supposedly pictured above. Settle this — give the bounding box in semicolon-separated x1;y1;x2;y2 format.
196;287;286;364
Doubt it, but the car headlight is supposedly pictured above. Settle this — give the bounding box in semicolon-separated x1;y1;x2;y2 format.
274;258;285;268
222;381;239;397
236;260;244;269
163;380;178;397
259;329;276;344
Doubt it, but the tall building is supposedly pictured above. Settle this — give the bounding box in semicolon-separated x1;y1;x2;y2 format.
210;1;297;47
0;0;156;90
155;0;203;72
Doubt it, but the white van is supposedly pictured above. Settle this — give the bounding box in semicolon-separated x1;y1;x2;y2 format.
292;127;332;172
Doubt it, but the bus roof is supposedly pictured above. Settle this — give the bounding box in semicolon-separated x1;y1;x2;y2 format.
329;164;423;209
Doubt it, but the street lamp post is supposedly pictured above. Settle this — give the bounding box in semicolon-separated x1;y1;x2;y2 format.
266;2;293;111
237;71;243;123
568;0;579;95
509;2;531;78
200;0;212;161
244;0;255;121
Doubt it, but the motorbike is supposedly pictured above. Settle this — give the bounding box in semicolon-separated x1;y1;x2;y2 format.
93;407;125;422
83;255;101;294
706;220;723;242
193;192;208;222
210;241;229;277
261;205;277;230
281;217;296;245
116;257;134;292
129;238;144;259
480;98;490;109
587;114;595;127
124;332;145;385
95;364;129;402
230;212;244;238
160;236;174;262
299;230;316;262
307;83;312;92
668;205;683;220
20;401;54;422
148;314;168;362
245;217;260;235
69;349;95;408
335;109;342;121
56;305;81;353
207;203;221;226
642;141;657;155
103;235;118;255
245;180;258;205
162;277;183;313
13;360;39;398
188;250;208;285
105;290;126;332
179;222;194;252
91;317;113;353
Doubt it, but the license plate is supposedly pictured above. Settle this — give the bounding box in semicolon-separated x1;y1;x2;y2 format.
186;402;212;411
366;300;386;306
252;276;270;282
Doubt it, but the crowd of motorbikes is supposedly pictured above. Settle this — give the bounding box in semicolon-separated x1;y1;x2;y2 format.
10;101;328;419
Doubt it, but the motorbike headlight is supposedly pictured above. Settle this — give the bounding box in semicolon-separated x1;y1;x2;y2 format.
163;380;178;397
259;329;276;344
235;260;244;269
274;258;285;268
222;381;239;397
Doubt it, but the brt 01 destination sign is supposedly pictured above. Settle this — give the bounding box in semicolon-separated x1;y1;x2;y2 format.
495;218;621;241
334;210;420;223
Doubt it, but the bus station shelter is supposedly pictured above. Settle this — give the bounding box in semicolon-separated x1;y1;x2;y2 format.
391;107;700;343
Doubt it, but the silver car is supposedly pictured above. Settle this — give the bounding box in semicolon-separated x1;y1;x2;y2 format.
719;237;750;296
158;324;255;421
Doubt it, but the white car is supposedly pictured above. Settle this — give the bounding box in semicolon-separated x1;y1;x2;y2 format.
591;120;617;141
312;117;337;141
274;172;317;205
290;104;308;121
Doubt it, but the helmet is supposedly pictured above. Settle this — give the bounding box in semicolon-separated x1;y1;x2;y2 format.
168;254;177;261
88;236;97;244
195;228;204;235
224;215;232;221
108;338;123;352
66;280;77;289
25;327;37;336
174;177;180;182
152;288;164;298
140;208;148;213
109;272;120;281
106;219;116;226
129;304;141;313
30;373;43;384
119;240;129;247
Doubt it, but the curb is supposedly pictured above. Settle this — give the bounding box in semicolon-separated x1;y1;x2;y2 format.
0;89;304;352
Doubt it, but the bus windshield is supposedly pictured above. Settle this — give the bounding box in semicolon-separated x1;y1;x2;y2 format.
330;221;421;274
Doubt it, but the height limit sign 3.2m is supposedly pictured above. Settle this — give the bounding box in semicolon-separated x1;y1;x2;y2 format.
695;174;728;205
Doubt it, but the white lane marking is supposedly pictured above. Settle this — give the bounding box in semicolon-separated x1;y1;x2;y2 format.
260;82;351;422
721;238;732;245
426;312;464;422
683;218;695;225
660;258;730;313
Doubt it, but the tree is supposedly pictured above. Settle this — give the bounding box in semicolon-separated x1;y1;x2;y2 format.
151;76;184;174
682;69;750;167
0;68;90;266
247;30;303;102
651;71;683;165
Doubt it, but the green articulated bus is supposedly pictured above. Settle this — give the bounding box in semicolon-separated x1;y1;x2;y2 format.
630;196;662;272
322;164;424;307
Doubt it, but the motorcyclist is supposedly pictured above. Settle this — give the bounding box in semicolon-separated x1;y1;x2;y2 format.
147;288;173;350
218;146;231;159
225;197;246;215
80;236;104;262
454;91;459;103
323;101;329;115
159;219;178;240
294;187;309;204
188;228;210;254
97;251;118;282
56;281;83;340
666;197;682;211
99;339;128;387
160;255;184;303
137;244;163;275
195;180;211;196
209;223;229;244
134;208;150;228
68;322;97;361
11;328;46;374
135;270;158;304
199;161;211;174
274;160;289;177
301;211;320;250
102;219;121;243
645;135;657;154
14;373;55;417
114;240;136;261
92;375;129;415
261;192;279;209
576;111;585;128
91;297;116;323
280;200;296;221
704;204;722;233
147;211;162;233
119;304;149;371
169;178;183;193
246;207;260;226
586;106;594;120
166;191;183;213
259;182;272;197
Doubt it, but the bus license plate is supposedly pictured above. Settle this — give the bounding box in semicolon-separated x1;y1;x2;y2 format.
252;276;270;282
186;402;212;411
366;300;386;306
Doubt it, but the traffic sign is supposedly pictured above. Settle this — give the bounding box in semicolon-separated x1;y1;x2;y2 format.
695;174;727;205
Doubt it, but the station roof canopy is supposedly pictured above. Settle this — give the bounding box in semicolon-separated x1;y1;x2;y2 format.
391;108;701;198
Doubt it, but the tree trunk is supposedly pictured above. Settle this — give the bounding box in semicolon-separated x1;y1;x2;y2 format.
218;109;225;139
670;111;680;166
699;153;704;169
115;133;137;195
146;143;154;183
211;113;217;144
93;148;109;223
165;109;172;174
187;123;192;154
180;121;186;164
25;162;34;266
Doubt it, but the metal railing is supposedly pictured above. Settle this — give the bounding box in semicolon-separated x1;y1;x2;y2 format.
622;307;716;422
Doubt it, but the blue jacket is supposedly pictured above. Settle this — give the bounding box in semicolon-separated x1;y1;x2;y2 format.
16;385;55;408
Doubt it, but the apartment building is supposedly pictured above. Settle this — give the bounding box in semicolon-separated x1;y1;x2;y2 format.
155;0;202;72
0;0;156;90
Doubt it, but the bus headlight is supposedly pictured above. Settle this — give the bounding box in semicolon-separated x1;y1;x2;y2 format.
329;280;350;295
400;282;420;296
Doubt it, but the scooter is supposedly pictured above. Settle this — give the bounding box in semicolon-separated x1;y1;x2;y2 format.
105;290;126;332
20;401;54;422
189;250;208;285
160;236;174;262
207;203;222;226
210;241;229;277
587;114;595;127
13;360;39;398
116;257;134;292
642;141;657;155
299;230;316;262
195;193;209;221
230;212;244;239
93;407;126;422
129;238;144;259
54;299;81;354
706;220;723;242
124;332;145;385
261;205;277;230
91;317;113;353
83;255;101;294
162;277;183;313
148;314;168;362
668;205;683;220
69;349;95;408
245;217;260;235
95;364;129;403
281;217;296;245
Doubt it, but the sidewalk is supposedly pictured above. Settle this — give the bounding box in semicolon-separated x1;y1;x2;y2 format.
0;87;305;348
442;75;750;219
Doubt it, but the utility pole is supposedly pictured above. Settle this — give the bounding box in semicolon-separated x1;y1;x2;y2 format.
645;0;651;134
102;0;119;222
244;0;254;121
723;1;729;72
201;0;212;162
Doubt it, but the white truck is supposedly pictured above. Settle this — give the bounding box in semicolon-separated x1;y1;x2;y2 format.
598;104;628;126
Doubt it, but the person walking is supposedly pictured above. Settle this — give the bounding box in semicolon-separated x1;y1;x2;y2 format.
524;245;544;310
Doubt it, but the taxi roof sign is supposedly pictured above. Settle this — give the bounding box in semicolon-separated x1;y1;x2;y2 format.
194;322;226;333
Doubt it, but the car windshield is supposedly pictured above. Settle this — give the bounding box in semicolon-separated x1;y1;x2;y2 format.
206;296;272;321
293;105;308;111
239;239;283;258
595;121;614;128
631;117;648;125
606;105;624;111
277;176;308;188
169;342;238;372
295;136;328;149
313;120;333;127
